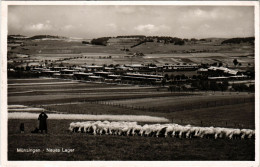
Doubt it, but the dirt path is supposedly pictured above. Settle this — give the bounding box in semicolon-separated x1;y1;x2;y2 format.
8;112;169;123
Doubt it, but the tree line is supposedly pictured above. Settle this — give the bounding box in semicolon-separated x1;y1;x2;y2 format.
221;37;254;44
90;36;198;46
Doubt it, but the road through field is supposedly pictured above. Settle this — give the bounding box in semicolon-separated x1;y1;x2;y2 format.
8;112;169;122
8;81;80;86
9;86;155;94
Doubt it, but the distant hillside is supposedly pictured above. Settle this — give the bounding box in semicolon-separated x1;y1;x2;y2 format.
29;35;67;40
107;38;141;47
8;34;68;40
92;36;188;48
221;37;254;44
8;35;29;40
116;35;146;39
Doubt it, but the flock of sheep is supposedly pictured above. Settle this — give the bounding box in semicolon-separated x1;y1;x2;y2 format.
69;121;255;140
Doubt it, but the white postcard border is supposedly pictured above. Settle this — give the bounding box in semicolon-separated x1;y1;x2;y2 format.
1;1;259;167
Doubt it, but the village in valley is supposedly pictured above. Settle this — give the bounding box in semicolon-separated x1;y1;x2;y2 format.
7;35;254;92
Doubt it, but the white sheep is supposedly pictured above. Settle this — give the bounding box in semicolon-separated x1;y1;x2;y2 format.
68;121;254;140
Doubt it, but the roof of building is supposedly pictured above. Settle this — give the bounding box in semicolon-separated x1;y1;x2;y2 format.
208;66;238;75
74;72;93;76
89;76;103;79
81;65;103;68
208;76;229;80
198;68;208;72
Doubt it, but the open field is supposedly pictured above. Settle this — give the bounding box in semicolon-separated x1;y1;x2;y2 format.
7;77;255;160
8;78;255;128
8;78;196;105
11;39;254;55
8;119;255;160
8;91;194;105
9;39;254;68
38;100;254;129
24;52;254;68
8;78;125;89
8;78;157;94
166;102;255;128
107;93;253;111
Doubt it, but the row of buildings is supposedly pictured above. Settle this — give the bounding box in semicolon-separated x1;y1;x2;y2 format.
32;63;200;72
33;66;164;83
29;63;249;84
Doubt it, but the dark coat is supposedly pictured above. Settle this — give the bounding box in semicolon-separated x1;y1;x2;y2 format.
38;112;48;130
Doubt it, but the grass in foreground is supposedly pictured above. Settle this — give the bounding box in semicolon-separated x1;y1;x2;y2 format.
8;119;255;161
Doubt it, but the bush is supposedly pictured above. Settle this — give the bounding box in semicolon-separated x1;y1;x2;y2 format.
221;37;254;45
91;37;110;46
8;71;40;78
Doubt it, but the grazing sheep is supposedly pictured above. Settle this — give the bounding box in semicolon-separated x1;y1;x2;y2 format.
232;128;242;139
140;124;149;137
223;128;235;139
131;125;142;136
68;121;254;140
164;125;175;138
241;129;255;139
69;122;82;132
195;127;215;139
186;126;200;139
213;127;226;139
179;125;193;139
172;125;184;138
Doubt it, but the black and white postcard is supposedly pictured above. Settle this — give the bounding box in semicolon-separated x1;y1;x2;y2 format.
1;1;259;167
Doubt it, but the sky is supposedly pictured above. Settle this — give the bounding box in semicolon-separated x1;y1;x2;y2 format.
8;5;254;39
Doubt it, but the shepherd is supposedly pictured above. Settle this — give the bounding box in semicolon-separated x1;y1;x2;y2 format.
38;111;48;133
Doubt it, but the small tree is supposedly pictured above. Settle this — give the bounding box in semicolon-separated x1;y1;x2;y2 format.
161;78;166;87
164;74;169;80
192;75;197;80
233;59;238;66
210;81;219;92
59;62;64;67
212;62;218;66
170;74;174;82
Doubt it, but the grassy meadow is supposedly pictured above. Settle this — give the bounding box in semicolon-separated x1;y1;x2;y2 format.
8;119;255;161
7;78;255;160
9;39;254;68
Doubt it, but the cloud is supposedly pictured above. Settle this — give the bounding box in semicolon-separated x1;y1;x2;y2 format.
106;23;117;29
134;24;155;32
115;6;136;14
63;25;74;31
180;8;219;21
134;24;170;33
180;26;191;30
8;6;254;38
200;24;210;29
25;23;53;31
194;9;204;16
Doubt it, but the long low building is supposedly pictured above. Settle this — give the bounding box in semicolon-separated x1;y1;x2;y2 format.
123;72;163;81
208;66;238;76
60;69;79;77
74;72;94;79
162;64;199;70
